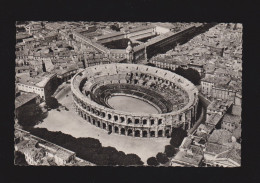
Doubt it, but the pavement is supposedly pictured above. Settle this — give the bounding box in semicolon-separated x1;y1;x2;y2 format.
36;88;170;164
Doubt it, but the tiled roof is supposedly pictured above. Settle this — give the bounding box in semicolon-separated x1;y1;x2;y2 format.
15;93;39;109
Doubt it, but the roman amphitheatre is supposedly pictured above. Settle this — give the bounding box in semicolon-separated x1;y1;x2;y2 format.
71;63;199;138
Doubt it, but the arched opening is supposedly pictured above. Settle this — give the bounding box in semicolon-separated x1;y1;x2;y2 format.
158;130;163;137
165;129;170;137
114;126;119;133
101;112;106;118
108;125;112;132
143;119;147;125
135;130;140;137
142;131;148;137
150;119;155;125
97;121;101;127
87;116;91;123
150;131;155;137
92;118;96;125
103;123;106;129
84;114;86;120
96;110;100;116
135;119;140;124
108;114;112;120
121;128;125;135
158;119;162;125
128;118;132;124
114;115;118;121
127;129;133;136
120;117;125;123
87;106;90;111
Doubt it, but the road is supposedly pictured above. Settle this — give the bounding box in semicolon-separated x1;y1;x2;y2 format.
54;83;71;101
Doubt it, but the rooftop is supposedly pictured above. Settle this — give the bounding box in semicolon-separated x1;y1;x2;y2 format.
205;113;223;126
222;113;241;125
172;150;203;167
15;92;39;109
208;129;233;145
17;72;56;88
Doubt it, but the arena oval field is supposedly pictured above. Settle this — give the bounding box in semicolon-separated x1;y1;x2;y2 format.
71;63;199;138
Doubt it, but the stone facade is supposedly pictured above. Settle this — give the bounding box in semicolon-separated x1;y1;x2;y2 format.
71;63;199;138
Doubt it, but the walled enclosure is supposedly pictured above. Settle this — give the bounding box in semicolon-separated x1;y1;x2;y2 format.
71;63;199;138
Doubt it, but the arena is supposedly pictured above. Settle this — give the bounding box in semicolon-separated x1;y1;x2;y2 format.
71;63;199;138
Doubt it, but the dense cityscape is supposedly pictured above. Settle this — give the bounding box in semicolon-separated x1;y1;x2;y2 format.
14;21;242;167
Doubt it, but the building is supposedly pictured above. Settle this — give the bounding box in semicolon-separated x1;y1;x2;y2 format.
221;113;241;132
201;75;231;96
206;100;233;119
203;129;241;167
14;128;95;166
55;66;78;83
170;150;203;167
16;72;58;100
15;93;41;121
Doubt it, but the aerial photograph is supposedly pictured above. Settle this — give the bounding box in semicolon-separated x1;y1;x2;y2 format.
14;21;242;167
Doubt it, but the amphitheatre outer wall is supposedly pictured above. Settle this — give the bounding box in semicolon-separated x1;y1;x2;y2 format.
71;63;199;138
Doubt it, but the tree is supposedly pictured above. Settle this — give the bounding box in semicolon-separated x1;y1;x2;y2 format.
26;128;144;166
174;67;201;85
45;97;59;109
170;128;187;148
17;103;46;127
14;151;28;166
156;152;169;164
164;145;176;157
123;154;144;166
147;157;159;166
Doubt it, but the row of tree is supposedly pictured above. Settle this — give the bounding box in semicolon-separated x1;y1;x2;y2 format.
24;127;144;166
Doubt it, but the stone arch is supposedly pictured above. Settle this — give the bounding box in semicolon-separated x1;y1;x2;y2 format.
158;119;163;125
84;114;87;120
101;112;106;118
150;131;155;137
92;118;96;125
87;116;91;123
108;124;112;132
127;129;133;136
158;130;163;137
97;121;101;127
135;118;140;124
96;110;100;116
121;128;126;135
120;116;125;123
143;119;147;125
114;115;118;122
108;114;112;120
128;118;133;124
150;119;155;125
103;123;106;129
142;130;148;137
114;126;119;133
165;129;170;137
135;130;140;137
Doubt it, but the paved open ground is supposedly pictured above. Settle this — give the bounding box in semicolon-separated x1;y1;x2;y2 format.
36;88;170;163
